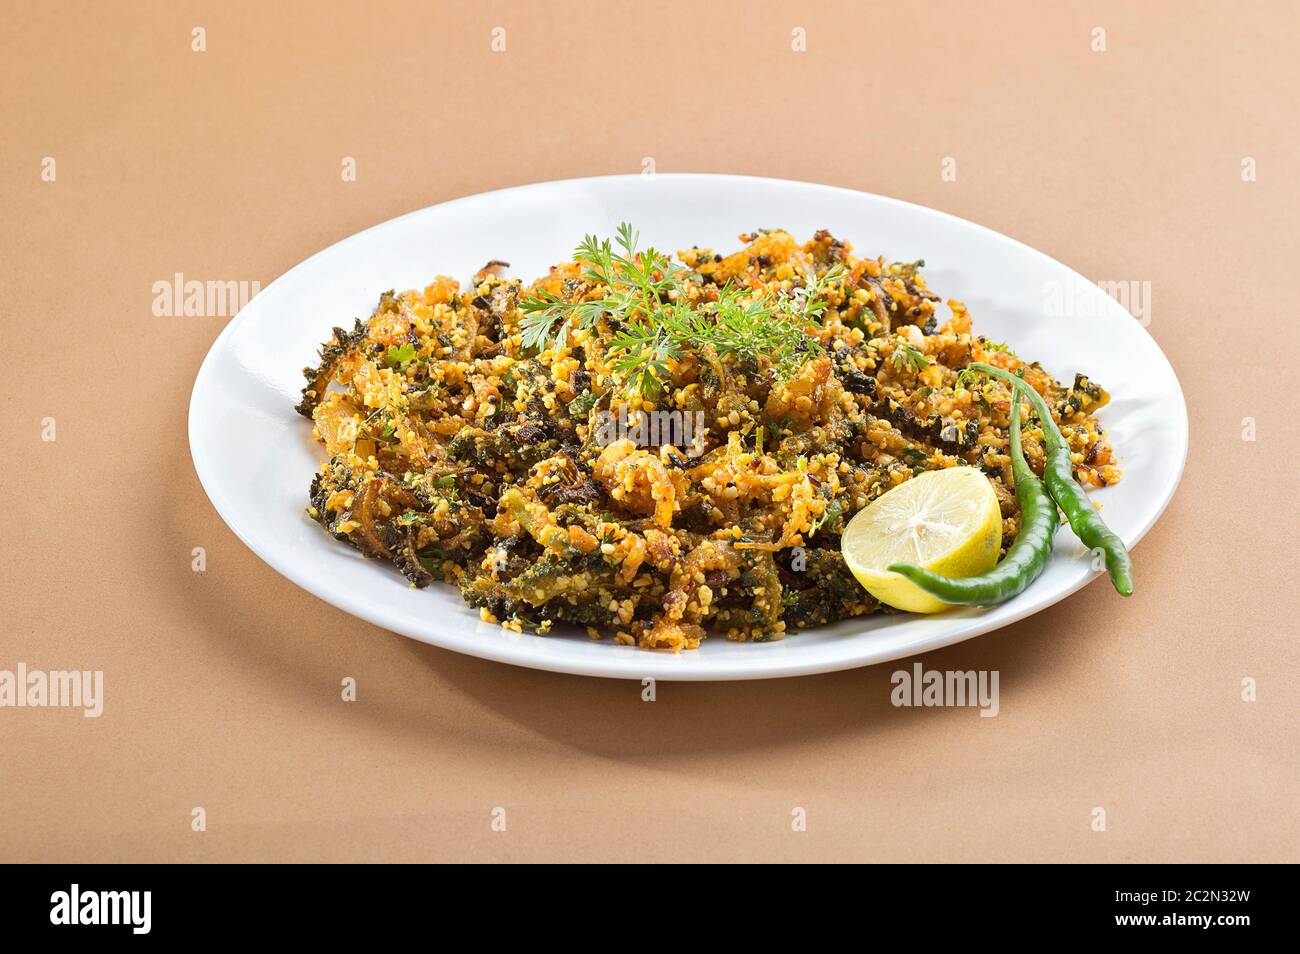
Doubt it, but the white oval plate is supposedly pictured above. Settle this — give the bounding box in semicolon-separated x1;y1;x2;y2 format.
189;174;1187;680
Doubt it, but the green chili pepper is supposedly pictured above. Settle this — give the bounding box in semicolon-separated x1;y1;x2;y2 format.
968;362;1133;596
887;382;1058;605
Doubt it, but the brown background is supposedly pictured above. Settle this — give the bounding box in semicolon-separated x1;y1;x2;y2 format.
2;0;1296;862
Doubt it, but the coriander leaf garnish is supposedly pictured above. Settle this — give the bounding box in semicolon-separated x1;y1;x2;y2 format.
518;222;679;357
519;223;843;396
609;317;682;399
891;341;930;374
517;291;567;351
785;262;846;318
706;285;823;380
384;342;417;369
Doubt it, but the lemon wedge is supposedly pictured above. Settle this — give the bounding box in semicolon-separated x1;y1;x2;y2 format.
842;467;1002;613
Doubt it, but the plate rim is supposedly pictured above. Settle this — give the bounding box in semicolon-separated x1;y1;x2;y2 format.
188;173;1189;680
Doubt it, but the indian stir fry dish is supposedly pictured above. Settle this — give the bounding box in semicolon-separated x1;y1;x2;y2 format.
297;225;1120;651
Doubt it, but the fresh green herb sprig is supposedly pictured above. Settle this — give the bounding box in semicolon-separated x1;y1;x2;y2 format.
783;262;846;319
384;342;417;369
519;223;845;398
707;286;824;381
606;307;685;399
519;223;682;353
891;341;930;374
608;286;825;398
518;291;606;352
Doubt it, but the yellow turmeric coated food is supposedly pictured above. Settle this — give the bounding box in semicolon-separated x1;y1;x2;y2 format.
298;226;1119;650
